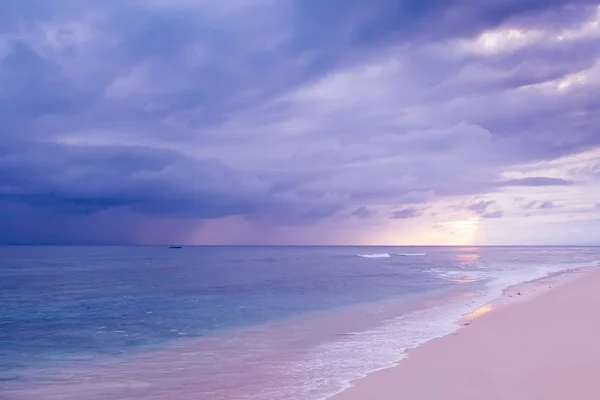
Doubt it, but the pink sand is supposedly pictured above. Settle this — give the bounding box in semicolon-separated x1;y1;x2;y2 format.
330;268;600;400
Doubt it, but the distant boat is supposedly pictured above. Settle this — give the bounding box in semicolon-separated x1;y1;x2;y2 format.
169;245;182;249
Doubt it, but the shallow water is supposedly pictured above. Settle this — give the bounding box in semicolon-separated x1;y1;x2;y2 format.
2;246;599;399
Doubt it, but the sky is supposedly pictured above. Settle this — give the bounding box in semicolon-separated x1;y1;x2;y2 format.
1;0;600;245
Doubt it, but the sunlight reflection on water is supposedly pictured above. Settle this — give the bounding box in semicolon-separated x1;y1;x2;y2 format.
466;304;494;320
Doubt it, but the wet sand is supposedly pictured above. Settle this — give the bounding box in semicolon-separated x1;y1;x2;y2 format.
330;268;600;400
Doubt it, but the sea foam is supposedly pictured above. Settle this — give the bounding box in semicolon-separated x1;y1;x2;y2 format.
356;253;391;258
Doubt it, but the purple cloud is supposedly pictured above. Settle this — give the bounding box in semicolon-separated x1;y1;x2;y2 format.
524;201;558;210
390;207;423;219
481;210;504;219
1;0;599;244
465;199;504;219
499;178;575;187
467;200;496;215
351;206;377;219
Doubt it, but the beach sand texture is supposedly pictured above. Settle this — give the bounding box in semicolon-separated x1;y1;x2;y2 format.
331;268;600;400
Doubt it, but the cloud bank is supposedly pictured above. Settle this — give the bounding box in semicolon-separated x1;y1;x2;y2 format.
2;0;600;244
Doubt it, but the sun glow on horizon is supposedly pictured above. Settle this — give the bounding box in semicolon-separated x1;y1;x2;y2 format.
442;217;481;245
375;215;481;246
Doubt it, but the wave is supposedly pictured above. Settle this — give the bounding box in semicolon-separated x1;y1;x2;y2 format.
427;259;600;287
426;268;487;281
300;287;500;400
357;253;426;258
357;253;391;259
307;260;599;400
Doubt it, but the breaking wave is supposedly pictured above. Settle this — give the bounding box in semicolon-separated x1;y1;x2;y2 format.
356;253;391;259
356;253;426;258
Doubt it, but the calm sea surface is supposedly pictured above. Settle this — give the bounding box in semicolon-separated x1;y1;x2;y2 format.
1;246;599;399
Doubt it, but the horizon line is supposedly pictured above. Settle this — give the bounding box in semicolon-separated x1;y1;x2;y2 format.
1;244;599;247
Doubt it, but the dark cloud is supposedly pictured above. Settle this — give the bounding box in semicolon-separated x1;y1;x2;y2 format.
481;210;504;219
0;200;199;245
465;199;504;219
523;200;558;210
0;42;86;119
1;0;599;243
0;143;255;216
351;206;377;219
390;207;423;219
538;201;557;209
330;0;599;46
0;141;348;226
499;177;575;187
467;200;495;214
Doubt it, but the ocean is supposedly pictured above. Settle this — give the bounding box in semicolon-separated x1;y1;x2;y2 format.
1;246;599;399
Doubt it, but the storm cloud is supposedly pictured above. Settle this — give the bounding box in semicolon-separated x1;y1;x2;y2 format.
1;0;600;244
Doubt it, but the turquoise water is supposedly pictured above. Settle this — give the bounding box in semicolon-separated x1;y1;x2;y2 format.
1;246;599;399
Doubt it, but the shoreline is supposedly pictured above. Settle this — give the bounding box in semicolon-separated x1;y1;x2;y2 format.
328;266;598;400
4;263;595;400
460;266;590;325
2;282;478;400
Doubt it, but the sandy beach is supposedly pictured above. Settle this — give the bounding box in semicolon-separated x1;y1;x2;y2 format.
330;267;600;400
